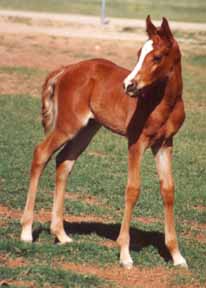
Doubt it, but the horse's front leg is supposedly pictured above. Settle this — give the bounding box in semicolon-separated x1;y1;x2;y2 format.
117;142;145;269
152;141;188;268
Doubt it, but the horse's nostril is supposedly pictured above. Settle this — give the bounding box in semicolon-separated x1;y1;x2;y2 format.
127;82;136;92
122;82;126;90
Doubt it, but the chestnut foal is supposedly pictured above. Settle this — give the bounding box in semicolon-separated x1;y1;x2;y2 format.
21;16;187;269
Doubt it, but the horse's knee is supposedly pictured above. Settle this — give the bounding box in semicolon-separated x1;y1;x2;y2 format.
125;185;140;206
160;180;175;206
32;143;48;167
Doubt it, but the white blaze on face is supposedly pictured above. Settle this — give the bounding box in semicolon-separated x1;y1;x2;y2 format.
124;39;154;90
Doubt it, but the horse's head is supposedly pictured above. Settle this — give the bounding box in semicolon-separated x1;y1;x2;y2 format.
123;16;181;97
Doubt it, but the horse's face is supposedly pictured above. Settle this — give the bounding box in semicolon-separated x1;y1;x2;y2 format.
123;16;179;97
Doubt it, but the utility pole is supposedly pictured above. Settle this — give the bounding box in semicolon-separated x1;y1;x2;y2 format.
101;0;108;24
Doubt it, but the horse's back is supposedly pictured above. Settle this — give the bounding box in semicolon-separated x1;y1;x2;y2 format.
54;59;132;135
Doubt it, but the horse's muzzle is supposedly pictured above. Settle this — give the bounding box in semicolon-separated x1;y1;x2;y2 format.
123;82;140;97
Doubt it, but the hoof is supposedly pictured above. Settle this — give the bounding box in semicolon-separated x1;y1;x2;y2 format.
120;260;133;269
57;235;73;245
20;230;33;243
174;261;188;270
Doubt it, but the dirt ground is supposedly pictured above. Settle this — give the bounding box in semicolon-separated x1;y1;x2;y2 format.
0;33;138;97
0;10;205;97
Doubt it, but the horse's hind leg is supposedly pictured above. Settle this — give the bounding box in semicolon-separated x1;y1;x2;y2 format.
51;120;100;244
20;129;72;242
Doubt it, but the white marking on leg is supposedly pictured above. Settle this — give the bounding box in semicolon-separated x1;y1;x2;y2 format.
124;40;153;89
119;245;133;269
158;149;173;189
21;225;33;242
173;251;188;268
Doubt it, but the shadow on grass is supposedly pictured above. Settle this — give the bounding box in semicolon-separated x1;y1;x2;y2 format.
33;226;50;242
32;220;172;263
33;221;172;263
67;222;171;262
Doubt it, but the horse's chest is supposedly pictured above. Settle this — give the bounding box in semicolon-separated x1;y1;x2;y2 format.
144;107;172;139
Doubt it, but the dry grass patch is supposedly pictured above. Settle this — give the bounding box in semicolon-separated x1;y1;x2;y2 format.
0;279;35;287
64;191;104;207
60;262;178;288
0;71;42;97
134;216;161;225
0;204;109;224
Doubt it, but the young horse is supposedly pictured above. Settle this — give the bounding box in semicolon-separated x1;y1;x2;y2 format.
21;16;187;269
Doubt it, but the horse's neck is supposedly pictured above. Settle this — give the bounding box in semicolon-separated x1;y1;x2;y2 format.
164;61;183;105
126;62;183;144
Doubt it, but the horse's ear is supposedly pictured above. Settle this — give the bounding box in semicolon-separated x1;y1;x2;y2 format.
146;15;157;38
160;17;173;40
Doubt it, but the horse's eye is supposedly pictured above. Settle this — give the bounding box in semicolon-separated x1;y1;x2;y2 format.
153;55;162;62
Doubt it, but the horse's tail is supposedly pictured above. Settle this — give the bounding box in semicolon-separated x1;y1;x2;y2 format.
41;67;64;134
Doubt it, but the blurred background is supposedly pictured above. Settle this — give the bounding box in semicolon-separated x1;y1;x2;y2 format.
0;0;205;22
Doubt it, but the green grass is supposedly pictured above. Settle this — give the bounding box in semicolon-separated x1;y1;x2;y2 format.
0;266;107;288
0;0;206;22
0;66;46;77
190;54;206;66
